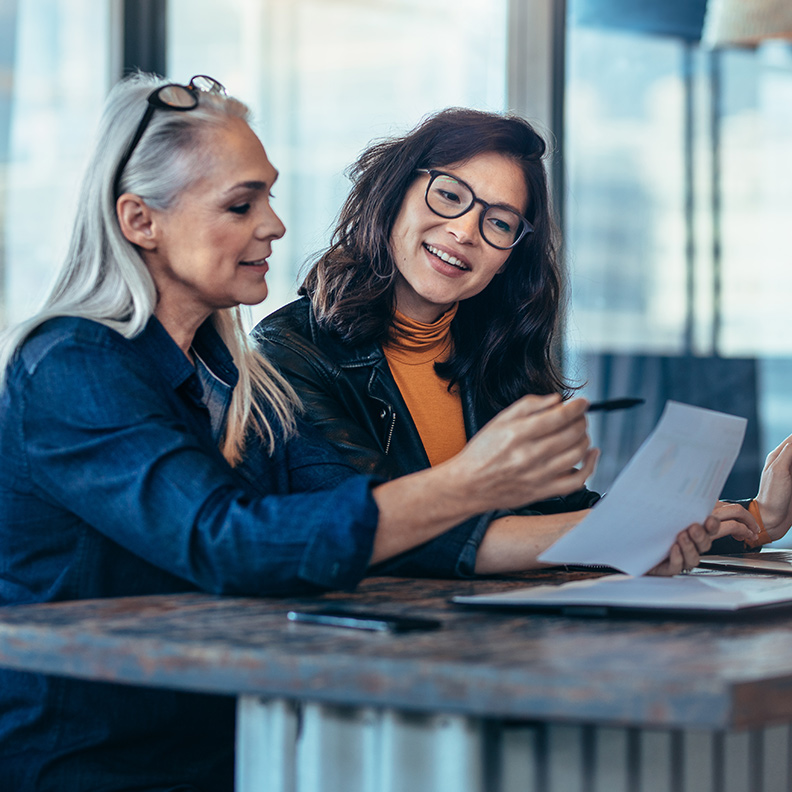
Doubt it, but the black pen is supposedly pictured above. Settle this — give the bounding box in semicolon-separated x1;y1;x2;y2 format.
586;398;645;413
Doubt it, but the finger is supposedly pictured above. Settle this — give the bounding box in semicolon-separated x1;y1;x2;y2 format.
538;448;600;500
560;447;600;487
713;502;759;530
524;416;590;463
686;522;706;546
534;433;593;478
651;543;682;576
516;397;590;439
667;543;684;574
679;525;708;564
703;515;721;537
536;441;597;486
675;532;696;570
501;392;562;420
578;447;600;479
717;520;759;542
688;521;715;554
711;504;759;541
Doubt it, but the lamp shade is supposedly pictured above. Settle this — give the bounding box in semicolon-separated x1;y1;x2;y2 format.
702;0;792;46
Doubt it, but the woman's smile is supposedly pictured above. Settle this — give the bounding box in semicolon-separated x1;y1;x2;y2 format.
239;258;270;270
423;242;470;272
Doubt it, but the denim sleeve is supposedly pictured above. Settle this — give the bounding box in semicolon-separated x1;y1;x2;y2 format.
18;334;379;596
369;512;492;579
267;417;490;580
286;417;375;493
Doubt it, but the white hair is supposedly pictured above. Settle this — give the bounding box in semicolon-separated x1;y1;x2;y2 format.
0;72;297;464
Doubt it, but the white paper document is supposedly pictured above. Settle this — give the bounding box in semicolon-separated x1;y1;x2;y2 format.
452;572;792;614
537;401;747;576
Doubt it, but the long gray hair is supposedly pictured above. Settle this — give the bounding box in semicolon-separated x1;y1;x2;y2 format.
0;72;296;464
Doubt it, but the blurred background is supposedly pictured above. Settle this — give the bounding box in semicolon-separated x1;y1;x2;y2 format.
1;0;790;517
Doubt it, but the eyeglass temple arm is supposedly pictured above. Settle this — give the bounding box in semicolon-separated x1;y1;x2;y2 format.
112;103;157;200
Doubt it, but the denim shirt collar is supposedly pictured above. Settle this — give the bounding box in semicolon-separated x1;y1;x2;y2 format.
131;315;239;398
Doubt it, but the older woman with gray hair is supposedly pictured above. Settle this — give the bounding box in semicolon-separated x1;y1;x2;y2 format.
0;73;716;790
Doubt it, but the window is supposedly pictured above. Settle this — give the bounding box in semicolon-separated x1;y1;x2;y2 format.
167;0;508;321
1;0;112;328
565;2;792;517
565;28;689;355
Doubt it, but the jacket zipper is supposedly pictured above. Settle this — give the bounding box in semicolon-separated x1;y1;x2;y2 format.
384;411;396;455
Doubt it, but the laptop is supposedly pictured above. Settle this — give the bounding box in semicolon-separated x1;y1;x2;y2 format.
451;570;792;618
698;549;792;576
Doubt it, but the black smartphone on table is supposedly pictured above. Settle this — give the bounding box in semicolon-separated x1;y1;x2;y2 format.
287;607;442;633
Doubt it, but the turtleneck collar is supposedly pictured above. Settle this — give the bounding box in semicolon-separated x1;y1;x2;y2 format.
384;304;458;364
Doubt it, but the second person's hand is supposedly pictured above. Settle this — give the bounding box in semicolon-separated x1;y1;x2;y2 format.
754;438;792;543
647;516;721;576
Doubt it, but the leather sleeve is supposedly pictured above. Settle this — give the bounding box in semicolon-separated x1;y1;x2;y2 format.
254;330;403;481
514;488;602;515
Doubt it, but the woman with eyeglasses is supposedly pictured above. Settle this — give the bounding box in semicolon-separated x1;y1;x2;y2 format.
0;74;598;790
253;108;773;574
0;70;736;788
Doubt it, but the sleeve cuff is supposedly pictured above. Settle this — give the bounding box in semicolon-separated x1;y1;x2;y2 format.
298;475;380;589
368;510;496;579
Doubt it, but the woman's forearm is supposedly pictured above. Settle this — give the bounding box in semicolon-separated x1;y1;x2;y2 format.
474;512;724;577
372;478;589;572
473;511;589;574
372;471;589;572
370;466;490;564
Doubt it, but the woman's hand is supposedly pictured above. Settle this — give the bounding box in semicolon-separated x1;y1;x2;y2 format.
755;437;792;542
442;393;598;514
710;501;761;543
647;516;720;576
371;393;596;565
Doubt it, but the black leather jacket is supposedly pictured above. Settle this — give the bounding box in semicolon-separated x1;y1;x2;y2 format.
252;297;602;577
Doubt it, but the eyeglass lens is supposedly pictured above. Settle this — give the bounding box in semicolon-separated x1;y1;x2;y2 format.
190;75;225;94
426;173;525;249
156;85;198;108
154;77;224;110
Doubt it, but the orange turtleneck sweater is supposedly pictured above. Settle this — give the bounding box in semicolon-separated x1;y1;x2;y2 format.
382;305;467;466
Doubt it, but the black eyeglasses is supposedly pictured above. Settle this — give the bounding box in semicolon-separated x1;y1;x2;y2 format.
417;169;533;250
112;75;226;199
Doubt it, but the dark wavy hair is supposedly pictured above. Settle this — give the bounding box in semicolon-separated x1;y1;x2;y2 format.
300;107;568;417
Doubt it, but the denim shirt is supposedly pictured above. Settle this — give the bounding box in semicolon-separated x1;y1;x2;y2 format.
0;314;381;790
